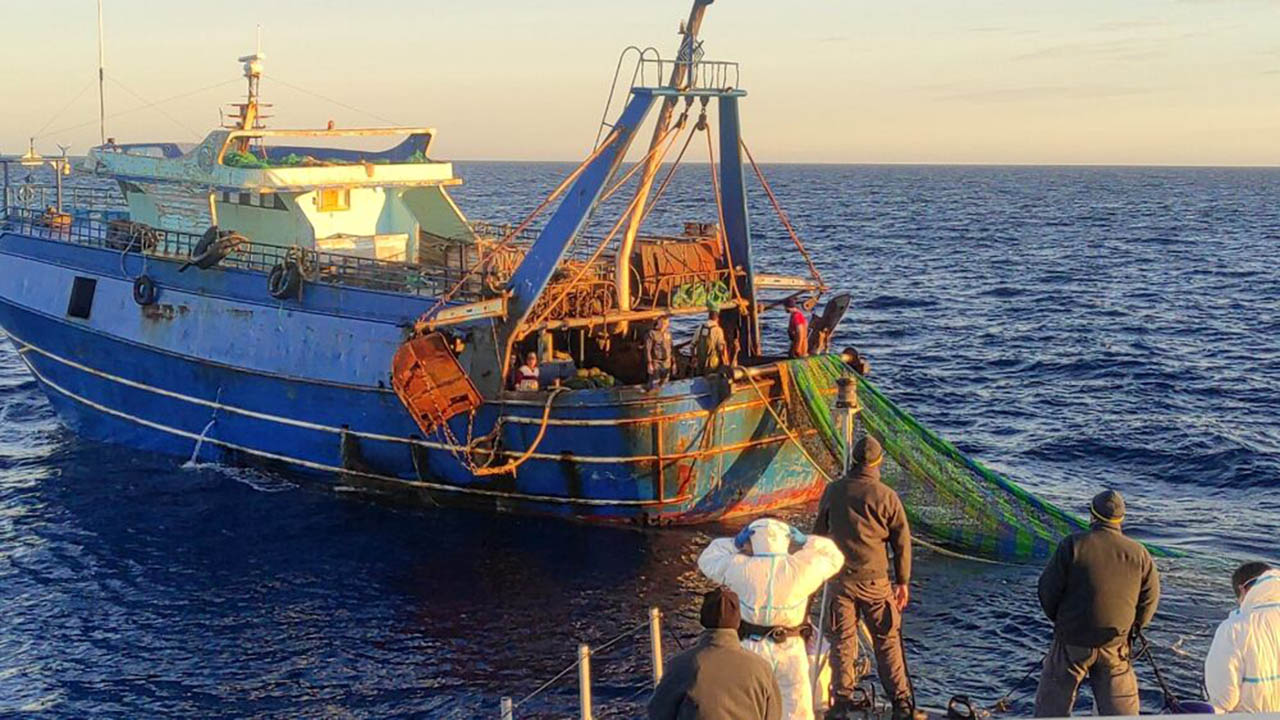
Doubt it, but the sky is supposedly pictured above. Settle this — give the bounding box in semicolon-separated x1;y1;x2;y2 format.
1;0;1278;165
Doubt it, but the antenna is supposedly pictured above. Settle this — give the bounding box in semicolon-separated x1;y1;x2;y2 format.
97;0;106;146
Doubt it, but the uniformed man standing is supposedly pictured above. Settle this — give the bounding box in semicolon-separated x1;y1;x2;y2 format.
646;314;674;389
648;588;783;720
692;304;729;374
1034;489;1160;717
814;436;914;720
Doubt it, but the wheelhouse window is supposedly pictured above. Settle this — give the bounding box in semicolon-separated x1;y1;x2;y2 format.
317;188;350;212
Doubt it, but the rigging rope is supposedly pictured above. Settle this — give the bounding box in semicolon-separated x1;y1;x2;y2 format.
701;110;744;306
521;118;688;332
599;113;685;203
39;77;242;140
31;74;97;139
418;129;624;324
471;387;567;477
106;75;202;139
262;73;401;126
740;138;825;289
740;370;835;483
639;109;700;225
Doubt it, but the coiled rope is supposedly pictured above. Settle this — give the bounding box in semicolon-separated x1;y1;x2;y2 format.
471;387;567;477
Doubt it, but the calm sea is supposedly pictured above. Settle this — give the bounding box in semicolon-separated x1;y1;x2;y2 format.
2;162;1278;717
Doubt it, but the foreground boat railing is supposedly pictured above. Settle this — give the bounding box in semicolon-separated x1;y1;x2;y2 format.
499;606;669;719
0;206;481;298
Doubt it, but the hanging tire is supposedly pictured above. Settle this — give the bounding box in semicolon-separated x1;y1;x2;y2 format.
268;261;302;300
180;226;243;272
132;274;159;306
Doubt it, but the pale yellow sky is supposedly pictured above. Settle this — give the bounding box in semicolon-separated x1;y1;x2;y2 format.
3;0;1278;165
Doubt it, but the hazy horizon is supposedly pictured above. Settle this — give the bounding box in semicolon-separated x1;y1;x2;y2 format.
3;0;1279;166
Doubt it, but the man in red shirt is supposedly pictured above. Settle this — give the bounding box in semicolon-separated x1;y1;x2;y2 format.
786;298;809;358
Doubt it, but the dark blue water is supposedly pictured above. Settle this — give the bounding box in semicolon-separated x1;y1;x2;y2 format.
2;163;1278;717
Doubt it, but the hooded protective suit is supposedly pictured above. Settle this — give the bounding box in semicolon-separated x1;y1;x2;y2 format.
1206;569;1280;713
698;518;844;720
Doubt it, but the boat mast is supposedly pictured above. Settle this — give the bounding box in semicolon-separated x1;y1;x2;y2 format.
231;28;266;151
613;0;714;317
97;0;106;145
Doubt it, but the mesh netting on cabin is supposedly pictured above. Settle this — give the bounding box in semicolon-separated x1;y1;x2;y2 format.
781;355;1180;563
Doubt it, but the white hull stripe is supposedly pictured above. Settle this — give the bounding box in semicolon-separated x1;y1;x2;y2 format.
5;328;724;464
13;350;691;508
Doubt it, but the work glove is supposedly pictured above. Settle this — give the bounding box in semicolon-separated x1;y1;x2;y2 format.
733;525;753;550
789;525;808;546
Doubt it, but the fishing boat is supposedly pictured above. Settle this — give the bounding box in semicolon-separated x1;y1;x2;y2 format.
0;1;865;525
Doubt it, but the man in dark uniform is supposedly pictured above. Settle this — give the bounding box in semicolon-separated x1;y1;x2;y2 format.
1034;489;1160;717
648;588;783;720
814;436;914;720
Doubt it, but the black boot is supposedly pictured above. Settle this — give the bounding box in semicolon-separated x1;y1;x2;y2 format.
825;699;855;720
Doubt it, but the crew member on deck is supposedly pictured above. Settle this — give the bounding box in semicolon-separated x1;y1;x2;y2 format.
693;304;730;374
648;588;783;720
1205;561;1280;713
698;518;844;720
514;351;540;391
1034;489;1160;717
786;298;809;358
814;436;914;720
646;314;674;390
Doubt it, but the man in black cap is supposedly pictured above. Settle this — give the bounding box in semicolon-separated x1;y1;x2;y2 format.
648;588;783;720
1034;489;1161;717
814;435;914;720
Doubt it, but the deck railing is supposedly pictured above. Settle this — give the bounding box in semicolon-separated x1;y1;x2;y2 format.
2;183;127;214
635;58;740;91
0;207;473;298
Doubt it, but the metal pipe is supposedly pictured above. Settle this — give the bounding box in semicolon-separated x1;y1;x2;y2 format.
55;158;64;213
578;644;593;720
97;0;106;146
810;581;830;711
730;350;861;382
836;376;856;476
649;607;664;686
500;696;513;720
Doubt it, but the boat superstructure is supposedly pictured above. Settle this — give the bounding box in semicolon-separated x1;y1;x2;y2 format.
0;0;861;524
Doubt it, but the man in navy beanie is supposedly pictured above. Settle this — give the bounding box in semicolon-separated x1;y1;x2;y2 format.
1034;489;1160;716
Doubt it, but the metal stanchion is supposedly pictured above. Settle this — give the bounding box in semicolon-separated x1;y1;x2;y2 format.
836;376;857;475
500;696;513;720
578;644;593;720
812;376;859;711
649;607;664;686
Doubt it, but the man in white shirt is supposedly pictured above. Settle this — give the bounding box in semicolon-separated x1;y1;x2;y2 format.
1205;561;1280;713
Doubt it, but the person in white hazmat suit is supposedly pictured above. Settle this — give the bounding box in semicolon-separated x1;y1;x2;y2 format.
698;517;844;720
1205;562;1280;713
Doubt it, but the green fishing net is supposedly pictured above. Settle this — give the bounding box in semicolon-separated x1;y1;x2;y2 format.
780;355;1181;563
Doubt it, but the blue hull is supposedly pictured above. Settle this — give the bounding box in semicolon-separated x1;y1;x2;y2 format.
0;229;829;524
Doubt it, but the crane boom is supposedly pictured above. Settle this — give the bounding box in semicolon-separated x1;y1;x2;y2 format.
613;0;714;318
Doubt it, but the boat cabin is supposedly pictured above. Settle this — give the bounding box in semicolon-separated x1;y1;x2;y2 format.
86;126;473;264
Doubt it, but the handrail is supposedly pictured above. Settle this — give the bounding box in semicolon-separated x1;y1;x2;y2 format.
634;58;740;91
0;207;475;298
3;183;127;214
596;46;663;149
